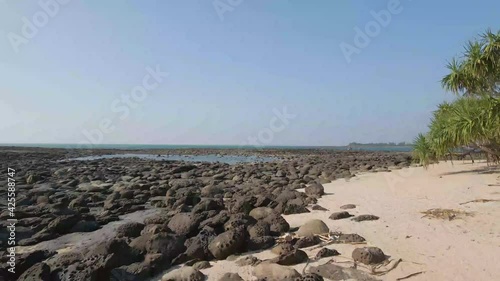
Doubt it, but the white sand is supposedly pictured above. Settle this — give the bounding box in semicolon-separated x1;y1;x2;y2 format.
200;161;500;281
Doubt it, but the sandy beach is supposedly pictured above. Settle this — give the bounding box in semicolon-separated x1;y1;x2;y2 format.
199;161;500;280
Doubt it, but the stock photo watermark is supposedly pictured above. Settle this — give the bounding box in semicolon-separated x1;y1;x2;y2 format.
7;0;72;53
241;106;296;149
79;65;168;147
213;0;244;21
340;0;411;63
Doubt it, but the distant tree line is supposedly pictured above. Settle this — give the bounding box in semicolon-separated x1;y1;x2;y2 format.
348;142;409;146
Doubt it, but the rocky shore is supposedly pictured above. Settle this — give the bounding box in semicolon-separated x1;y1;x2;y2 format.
0;146;412;280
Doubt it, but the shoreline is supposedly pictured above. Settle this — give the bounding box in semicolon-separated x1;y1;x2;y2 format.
1;147;497;280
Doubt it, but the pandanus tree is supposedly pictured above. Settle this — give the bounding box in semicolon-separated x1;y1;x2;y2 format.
414;29;500;167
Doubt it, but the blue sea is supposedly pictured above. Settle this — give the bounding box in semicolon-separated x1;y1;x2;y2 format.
0;143;413;152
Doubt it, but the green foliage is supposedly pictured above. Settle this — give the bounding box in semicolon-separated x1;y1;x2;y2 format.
414;29;500;166
441;29;500;96
412;133;433;168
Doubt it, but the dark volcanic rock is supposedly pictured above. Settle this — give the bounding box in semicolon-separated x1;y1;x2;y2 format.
174;227;217;263
47;213;81;234
109;262;152;281
339;204;356;209
208;228;247;260
229;195;257;214
352;247;386;265
247;236;275;251
315;248;340;259
167;212;203;236
329;211;353;220
249;207;276;220
309;263;379;281
192;198;224;213
338;233;366;243
117;222;145;238
145;233;186;263
305;182;325;198
57;238;142;281
69;220;100;232
248;221;271;238
352;214;379;222
271;249;309;265
17;263;51;281
0;146;412;276
311;205;328;211
0;250;55;280
295;235;321;249
264;214;290;236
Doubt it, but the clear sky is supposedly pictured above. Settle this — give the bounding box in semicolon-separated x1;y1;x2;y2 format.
1;0;498;146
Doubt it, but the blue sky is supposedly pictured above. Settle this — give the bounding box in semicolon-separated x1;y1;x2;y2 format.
0;0;498;146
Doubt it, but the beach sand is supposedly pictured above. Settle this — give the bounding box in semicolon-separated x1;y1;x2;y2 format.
197;161;500;280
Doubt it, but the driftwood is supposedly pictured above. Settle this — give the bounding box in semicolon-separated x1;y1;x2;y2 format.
459;198;500;205
396;271;425;280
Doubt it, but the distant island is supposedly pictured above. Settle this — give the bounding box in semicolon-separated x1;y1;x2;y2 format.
348;142;411;147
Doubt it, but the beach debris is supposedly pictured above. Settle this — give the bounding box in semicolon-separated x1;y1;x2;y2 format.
253;263;302;281
315;248;340;259
459;198;500;205
277;232;366;250
161;266;205;281
296;219;330;236
396;271;425;280
340;204;356;209
352;247;387;265
421;208;473;220
329;211;354;220
352;214;380;222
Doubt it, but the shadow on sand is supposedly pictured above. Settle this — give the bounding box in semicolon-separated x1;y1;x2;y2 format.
440;163;500;176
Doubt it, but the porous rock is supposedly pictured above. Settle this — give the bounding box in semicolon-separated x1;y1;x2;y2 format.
352;247;386;265
352;215;379;222
208;228;246;260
